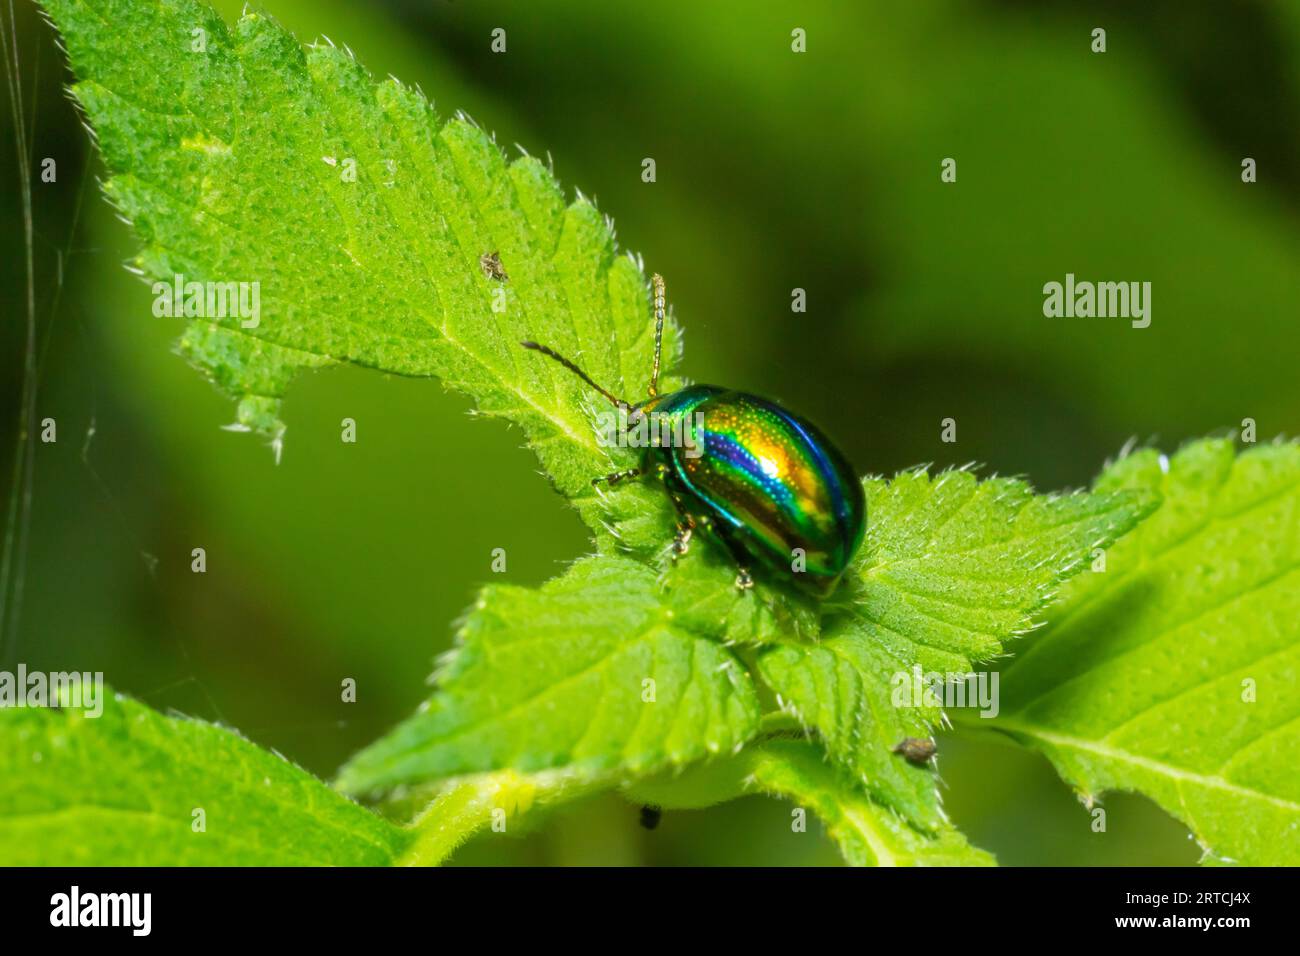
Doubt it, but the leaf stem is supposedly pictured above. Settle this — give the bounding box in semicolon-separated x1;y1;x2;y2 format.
396;768;609;867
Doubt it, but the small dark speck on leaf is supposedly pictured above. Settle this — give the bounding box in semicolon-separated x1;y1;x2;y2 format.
892;737;936;765
639;805;662;830
479;250;508;282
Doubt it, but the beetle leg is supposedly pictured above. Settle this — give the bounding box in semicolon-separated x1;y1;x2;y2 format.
661;476;697;558
672;519;694;557
592;467;642;487
668;495;696;557
712;522;755;591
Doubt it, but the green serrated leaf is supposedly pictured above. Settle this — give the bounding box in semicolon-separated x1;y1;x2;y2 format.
984;439;1300;866
337;556;761;797
760;469;1154;829
0;692;406;865
749;741;994;866
759;619;943;830
629;738;995;866
850;469;1157;669
660;547;822;645
42;0;677;542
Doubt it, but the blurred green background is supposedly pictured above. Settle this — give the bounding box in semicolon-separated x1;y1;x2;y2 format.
3;0;1295;865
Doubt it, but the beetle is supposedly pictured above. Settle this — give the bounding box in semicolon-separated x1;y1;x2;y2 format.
522;274;866;596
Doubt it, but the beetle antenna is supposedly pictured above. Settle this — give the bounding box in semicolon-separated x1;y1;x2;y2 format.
649;273;666;397
520;341;629;410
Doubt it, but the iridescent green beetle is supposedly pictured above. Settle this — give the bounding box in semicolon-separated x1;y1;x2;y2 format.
523;275;866;597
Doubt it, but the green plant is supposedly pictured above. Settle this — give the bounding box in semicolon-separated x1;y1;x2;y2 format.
4;0;1297;866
